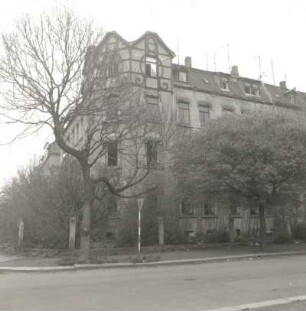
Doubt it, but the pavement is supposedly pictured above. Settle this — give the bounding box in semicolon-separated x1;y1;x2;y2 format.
0;254;305;309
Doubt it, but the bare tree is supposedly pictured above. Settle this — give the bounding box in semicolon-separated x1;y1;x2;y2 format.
0;8;174;260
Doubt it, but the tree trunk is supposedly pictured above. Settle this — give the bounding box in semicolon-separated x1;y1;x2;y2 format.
79;166;95;262
258;203;267;247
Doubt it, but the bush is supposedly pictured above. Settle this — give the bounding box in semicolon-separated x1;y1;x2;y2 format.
292;222;306;241
205;230;230;243
273;232;293;244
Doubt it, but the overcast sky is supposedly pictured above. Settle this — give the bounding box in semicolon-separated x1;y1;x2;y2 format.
0;0;305;186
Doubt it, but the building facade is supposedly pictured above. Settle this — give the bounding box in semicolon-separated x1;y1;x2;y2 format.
42;31;306;242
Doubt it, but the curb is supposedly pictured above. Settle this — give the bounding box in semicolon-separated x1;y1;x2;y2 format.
206;295;306;311
0;250;305;273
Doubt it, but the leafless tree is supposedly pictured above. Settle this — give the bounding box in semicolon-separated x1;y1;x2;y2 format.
0;8;174;260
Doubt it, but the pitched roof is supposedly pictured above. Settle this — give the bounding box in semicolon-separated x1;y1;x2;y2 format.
172;64;306;109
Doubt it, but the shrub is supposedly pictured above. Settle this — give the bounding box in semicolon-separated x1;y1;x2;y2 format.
292;222;306;241
205;230;230;243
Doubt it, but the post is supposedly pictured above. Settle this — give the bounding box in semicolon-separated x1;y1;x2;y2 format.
17;218;24;250
137;198;144;254
69;217;77;250
158;216;164;246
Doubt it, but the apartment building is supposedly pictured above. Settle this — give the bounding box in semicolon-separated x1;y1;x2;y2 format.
42;31;306;241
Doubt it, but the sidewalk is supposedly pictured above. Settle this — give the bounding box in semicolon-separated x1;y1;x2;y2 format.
208;295;306;311
0;243;305;272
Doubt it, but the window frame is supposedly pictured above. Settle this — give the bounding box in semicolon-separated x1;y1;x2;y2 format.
198;104;210;127
177;100;191;125
245;82;260;96
179;71;188;83
145;56;157;77
220;78;230;91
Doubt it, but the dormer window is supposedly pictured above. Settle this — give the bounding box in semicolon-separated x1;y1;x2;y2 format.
145;57;157;77
179;71;187;82
221;78;230;91
245;83;259;96
290;94;296;105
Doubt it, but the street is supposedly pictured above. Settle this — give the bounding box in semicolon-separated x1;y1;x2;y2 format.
0;255;305;310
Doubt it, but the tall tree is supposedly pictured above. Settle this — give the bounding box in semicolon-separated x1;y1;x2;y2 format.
172;112;306;244
0;8;173;260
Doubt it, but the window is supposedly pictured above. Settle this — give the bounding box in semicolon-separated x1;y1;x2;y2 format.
245;83;259;96
107;141;118;166
146;96;159;115
146;140;158;168
290;94;296;105
177;100;190;125
202;202;214;216
199;104;210;127
179;71;187;82
222;107;234;115
221;78;230;91
145;57;157;77
180;200;194;216
230;204;239;215
250;207;258;215
106;61;118;78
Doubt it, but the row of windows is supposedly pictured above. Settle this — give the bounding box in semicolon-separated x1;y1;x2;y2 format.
220;77;260;96
177;101;210;127
181;202;258;217
105;140;158;168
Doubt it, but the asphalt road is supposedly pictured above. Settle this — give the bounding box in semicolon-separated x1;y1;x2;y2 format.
0;255;305;310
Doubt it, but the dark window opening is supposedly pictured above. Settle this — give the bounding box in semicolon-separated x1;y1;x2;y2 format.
203;202;214;216
221;78;230;90
230;204;239;215
146;140;158;168
245;83;259;96
107;141;118;166
250;207;258;215
106;61;119;78
145;57;157;77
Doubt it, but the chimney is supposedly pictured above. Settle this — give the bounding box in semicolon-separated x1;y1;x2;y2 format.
279;81;287;90
231;65;239;76
185;56;192;68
